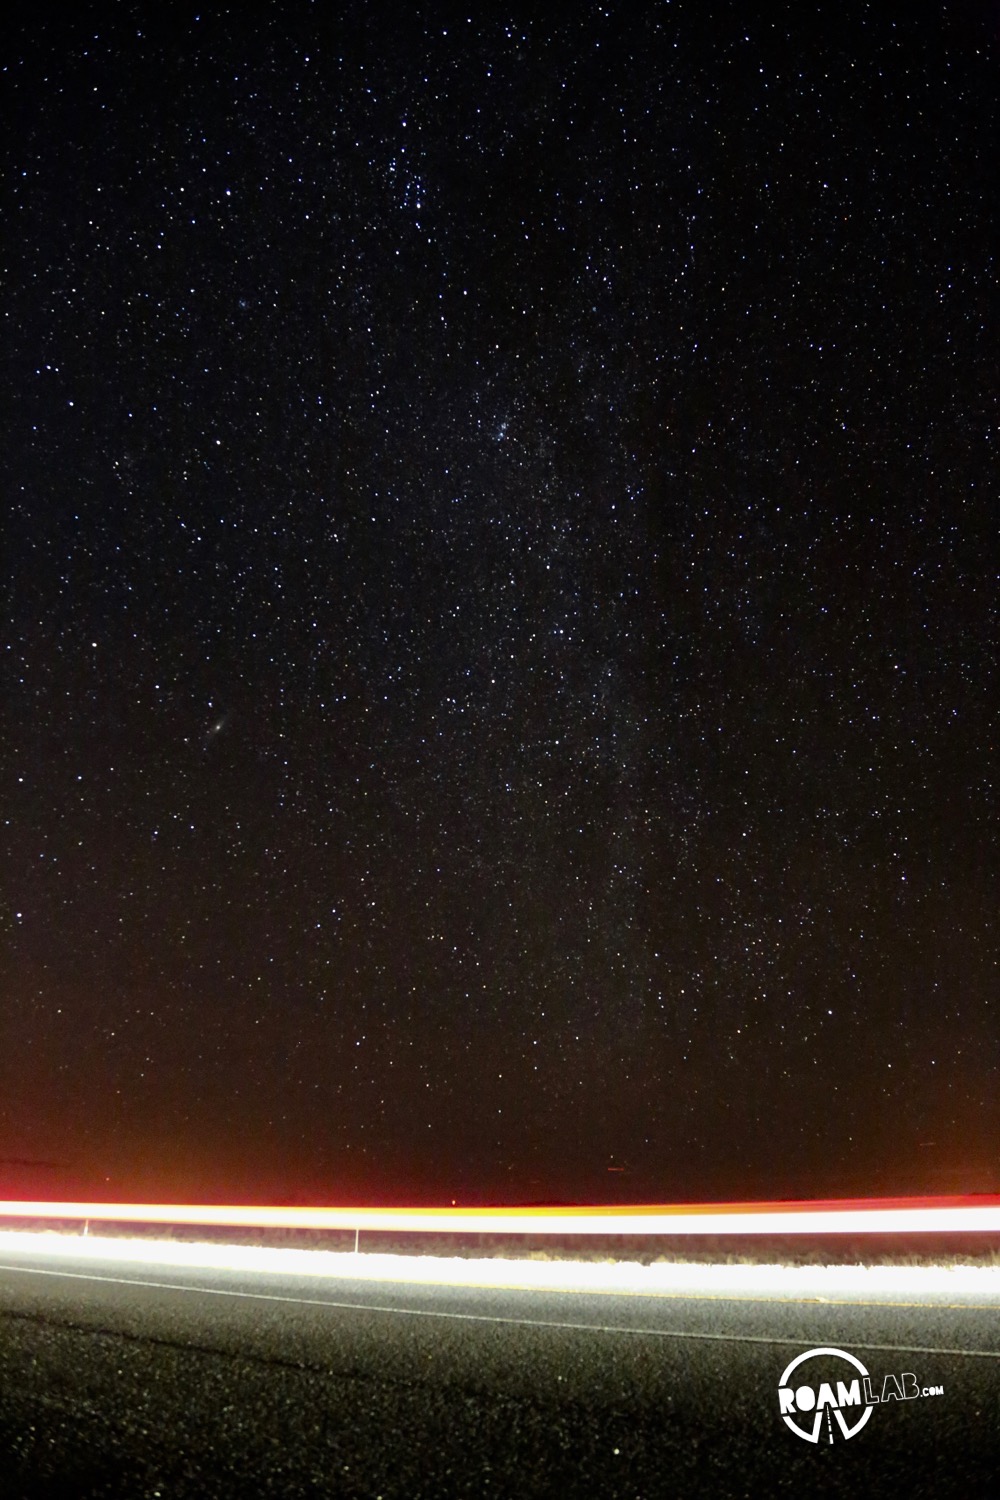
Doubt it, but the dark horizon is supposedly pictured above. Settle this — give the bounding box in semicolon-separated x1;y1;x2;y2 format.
4;3;998;1209
0;1132;995;1213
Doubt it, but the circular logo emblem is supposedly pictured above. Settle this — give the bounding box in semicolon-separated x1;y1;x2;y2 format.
778;1346;874;1443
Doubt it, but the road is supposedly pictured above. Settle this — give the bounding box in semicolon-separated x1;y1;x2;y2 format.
0;1238;997;1498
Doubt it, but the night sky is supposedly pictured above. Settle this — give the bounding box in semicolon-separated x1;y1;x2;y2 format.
3;3;998;1207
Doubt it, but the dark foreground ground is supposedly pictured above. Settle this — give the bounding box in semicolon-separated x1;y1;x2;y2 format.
0;1243;997;1498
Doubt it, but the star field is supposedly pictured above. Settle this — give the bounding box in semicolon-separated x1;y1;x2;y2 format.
3;3;997;1205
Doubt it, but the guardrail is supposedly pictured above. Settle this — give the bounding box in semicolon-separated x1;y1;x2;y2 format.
1;1196;999;1237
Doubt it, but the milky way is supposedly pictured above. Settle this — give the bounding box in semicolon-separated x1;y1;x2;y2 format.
3;4;997;1204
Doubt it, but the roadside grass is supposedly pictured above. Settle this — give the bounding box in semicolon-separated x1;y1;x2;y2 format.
2;1219;998;1268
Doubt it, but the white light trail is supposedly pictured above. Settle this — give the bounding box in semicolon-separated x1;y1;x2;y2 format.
0;1231;998;1305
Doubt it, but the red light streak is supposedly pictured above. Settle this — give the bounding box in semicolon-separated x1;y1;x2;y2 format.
0;1196;998;1235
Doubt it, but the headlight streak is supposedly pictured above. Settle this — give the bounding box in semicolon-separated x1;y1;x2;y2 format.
0;1230;998;1306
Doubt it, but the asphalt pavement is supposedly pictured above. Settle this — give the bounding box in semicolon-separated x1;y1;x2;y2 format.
0;1240;997;1498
